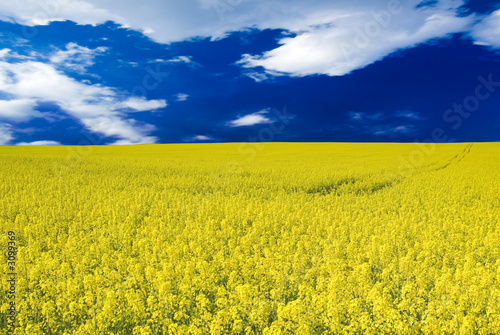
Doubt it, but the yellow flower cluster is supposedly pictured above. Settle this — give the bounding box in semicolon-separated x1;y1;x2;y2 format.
0;143;499;334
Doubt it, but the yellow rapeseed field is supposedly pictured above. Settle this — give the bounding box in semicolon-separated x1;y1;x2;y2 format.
1;143;499;334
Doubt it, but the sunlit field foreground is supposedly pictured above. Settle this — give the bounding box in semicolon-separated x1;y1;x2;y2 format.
1;143;499;334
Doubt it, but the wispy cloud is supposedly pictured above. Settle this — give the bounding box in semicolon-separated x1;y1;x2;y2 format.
396;110;425;120
166;56;192;64
176;93;189;102
348;123;418;137
348;112;385;121
242;71;270;82
50;42;108;73
0;48;36;60
0;123;13;145
371;124;417;136
153;56;201;68
349;111;424;122
347;110;421;137
470;9;500;48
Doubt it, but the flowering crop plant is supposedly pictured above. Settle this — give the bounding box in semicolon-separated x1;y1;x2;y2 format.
1;143;499;334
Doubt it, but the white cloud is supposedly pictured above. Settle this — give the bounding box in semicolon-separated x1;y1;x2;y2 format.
0;59;164;144
0;98;43;122
239;0;474;77
142;27;155;35
0;1;122;27
120;97;167;111
193;135;211;140
82;116;157;144
0;1;470;43
50;42;107;73
0;48;36;60
176;93;189;102
158;56;201;69
227;110;272;127
0;0;237;43
166;56;193;64
0;48;10;58
0;123;13;145
470;9;500;48
186;135;213;142
16;140;61;146
242;71;270;82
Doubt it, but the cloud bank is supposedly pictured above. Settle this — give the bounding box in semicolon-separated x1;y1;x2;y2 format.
1;0;499;79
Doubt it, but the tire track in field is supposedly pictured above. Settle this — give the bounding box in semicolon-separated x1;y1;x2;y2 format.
456;143;473;163
434;143;473;171
306;176;399;196
308;143;474;196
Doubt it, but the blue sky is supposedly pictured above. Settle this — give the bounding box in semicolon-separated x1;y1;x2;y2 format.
0;0;499;145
